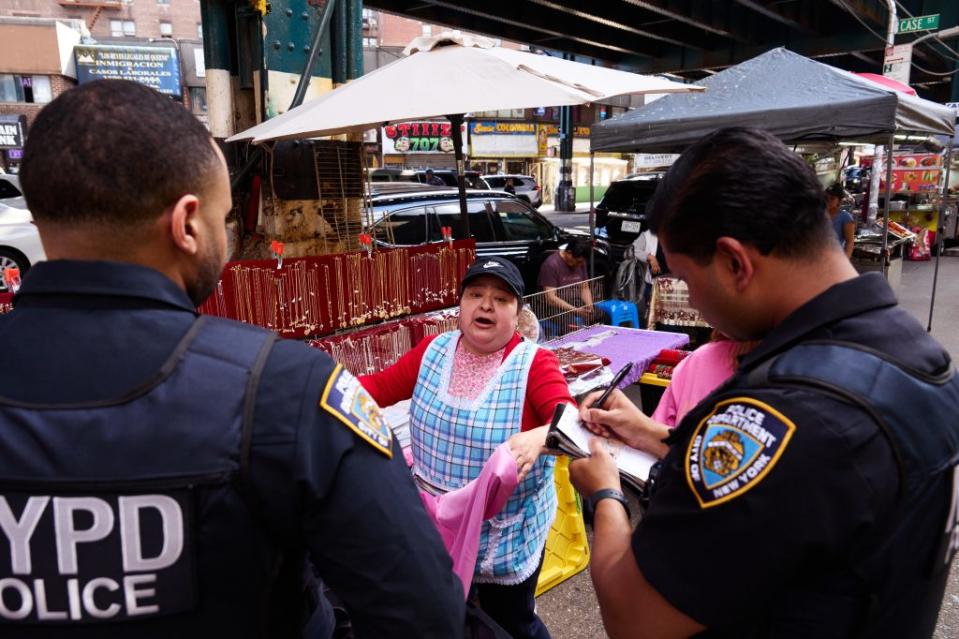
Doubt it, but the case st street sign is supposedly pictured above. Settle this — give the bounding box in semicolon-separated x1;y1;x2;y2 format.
897;15;939;34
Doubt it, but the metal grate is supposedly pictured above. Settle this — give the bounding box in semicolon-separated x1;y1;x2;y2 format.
524;276;605;342
313;140;368;253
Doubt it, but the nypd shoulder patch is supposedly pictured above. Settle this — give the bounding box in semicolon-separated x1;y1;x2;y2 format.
685;397;795;509
320;365;393;458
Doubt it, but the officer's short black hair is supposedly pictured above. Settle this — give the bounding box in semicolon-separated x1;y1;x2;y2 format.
648;127;831;262
565;237;589;259
20;79;221;228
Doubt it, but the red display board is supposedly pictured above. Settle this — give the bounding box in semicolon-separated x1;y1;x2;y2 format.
197;240;475;338
861;153;943;193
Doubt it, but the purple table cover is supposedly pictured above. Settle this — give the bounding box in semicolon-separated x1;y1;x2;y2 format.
545;326;689;388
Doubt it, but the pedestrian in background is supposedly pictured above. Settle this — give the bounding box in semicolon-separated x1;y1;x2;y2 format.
826;181;856;259
1;79;464;638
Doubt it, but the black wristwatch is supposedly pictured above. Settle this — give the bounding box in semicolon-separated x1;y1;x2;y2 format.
588;488;631;519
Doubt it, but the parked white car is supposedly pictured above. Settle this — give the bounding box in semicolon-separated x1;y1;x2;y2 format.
0;174;45;293
481;174;543;208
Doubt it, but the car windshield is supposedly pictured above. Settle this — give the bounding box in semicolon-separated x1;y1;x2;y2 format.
599;181;659;212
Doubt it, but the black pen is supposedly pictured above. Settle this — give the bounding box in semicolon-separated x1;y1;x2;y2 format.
589;362;633;409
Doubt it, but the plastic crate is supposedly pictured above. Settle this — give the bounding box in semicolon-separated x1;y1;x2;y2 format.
535;456;590;596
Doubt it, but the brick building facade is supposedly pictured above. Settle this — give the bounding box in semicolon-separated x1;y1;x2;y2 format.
1;0;201;42
0;0;206;171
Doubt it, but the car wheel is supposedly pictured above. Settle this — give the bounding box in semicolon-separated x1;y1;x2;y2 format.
0;248;30;293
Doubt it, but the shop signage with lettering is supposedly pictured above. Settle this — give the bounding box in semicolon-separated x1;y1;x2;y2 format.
0;115;26;149
541;124;592;137
469;121;536;135
383;121;454;153
75;45;182;98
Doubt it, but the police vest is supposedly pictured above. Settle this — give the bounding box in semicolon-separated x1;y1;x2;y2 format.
741;340;959;634
0;316;316;633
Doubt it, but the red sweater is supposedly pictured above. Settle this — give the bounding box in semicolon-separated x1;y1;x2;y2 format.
359;333;573;432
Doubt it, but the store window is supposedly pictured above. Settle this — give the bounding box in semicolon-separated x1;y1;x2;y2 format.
0;75;52;104
189;87;207;114
159;21;172;36
474;109;525;120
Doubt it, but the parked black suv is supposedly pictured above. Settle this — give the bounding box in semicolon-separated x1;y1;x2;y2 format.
368;187;610;294
594;174;660;250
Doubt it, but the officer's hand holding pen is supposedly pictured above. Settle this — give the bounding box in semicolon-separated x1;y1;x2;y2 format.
579;388;672;461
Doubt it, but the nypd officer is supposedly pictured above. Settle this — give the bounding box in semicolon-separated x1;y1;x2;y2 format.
570;127;959;638
0;80;465;637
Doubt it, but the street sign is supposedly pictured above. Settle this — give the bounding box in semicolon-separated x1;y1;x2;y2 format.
897;14;939;34
883;44;912;85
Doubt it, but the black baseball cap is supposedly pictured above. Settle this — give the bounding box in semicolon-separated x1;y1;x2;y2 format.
460;256;525;299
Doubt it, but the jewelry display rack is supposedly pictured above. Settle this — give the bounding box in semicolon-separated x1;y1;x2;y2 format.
308;309;459;375
197;240;475;339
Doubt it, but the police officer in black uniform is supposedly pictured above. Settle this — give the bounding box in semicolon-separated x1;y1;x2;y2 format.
0;80;465;637
569;127;959;638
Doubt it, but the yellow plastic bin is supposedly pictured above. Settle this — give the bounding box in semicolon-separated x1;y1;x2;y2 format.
535;456;590;596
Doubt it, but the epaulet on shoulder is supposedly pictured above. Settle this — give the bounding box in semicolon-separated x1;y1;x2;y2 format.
319;364;394;458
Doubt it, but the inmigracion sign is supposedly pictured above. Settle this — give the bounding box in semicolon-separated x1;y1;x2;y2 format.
74;45;182;98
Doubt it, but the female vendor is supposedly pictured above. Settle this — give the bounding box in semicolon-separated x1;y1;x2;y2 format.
360;256;573;639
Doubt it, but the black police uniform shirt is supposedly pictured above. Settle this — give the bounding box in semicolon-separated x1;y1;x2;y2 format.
632;273;954;638
0;261;465;638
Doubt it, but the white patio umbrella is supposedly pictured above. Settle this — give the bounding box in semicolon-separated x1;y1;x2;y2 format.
229;32;702;229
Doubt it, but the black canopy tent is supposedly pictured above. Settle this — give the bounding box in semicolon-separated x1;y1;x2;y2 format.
591;48;954;152
591;48;956;330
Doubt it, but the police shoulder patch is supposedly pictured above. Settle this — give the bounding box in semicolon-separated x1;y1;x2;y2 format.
320;364;393;458
685;397;795;509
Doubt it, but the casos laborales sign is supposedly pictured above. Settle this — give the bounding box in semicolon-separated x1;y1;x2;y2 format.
74;45;182;98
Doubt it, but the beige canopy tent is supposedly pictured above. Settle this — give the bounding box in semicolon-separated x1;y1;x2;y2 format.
229;32;702;232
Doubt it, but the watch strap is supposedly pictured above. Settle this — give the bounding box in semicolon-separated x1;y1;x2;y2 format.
589;488;631;519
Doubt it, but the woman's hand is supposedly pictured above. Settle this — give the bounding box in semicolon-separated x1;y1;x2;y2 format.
579;389;671;459
508;425;548;482
647;254;661;275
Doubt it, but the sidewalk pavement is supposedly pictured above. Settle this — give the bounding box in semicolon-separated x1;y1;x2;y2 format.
537;202;594;215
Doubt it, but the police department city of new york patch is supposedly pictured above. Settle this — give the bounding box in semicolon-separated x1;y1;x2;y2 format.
320;365;393;458
685;397;796;509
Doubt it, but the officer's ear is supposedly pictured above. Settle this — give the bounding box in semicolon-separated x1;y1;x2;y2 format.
715;237;755;292
168;194;202;256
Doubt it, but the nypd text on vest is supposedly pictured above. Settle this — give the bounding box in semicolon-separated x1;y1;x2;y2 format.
0;492;195;623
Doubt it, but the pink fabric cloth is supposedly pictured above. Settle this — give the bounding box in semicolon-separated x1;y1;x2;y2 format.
415;443;519;596
448;340;506;400
652;340;738;427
